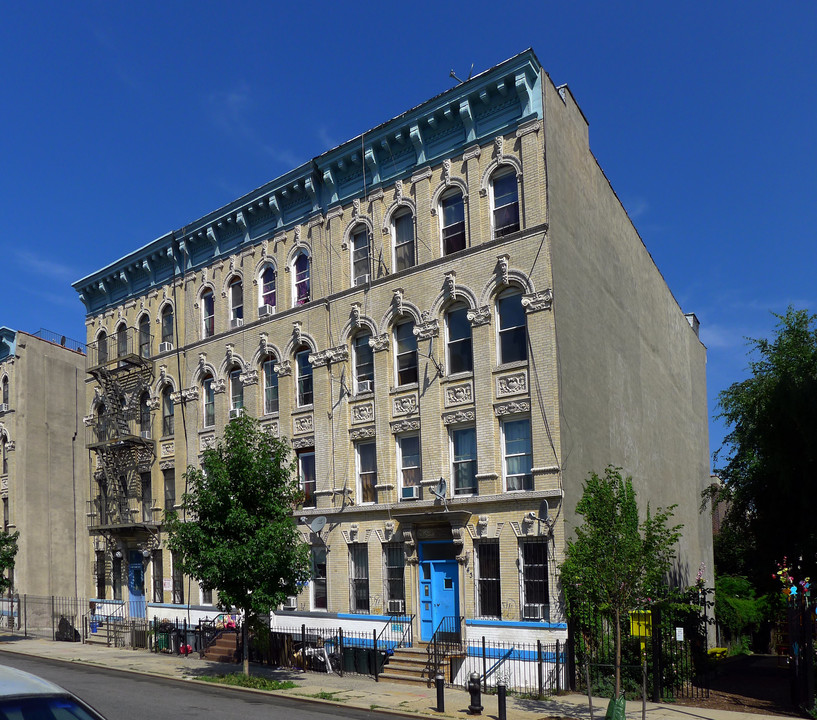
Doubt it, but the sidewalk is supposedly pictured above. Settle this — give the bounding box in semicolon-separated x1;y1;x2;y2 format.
0;634;768;720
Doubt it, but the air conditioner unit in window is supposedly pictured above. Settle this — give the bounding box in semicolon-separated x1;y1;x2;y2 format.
159;342;173;353
229;408;241;419
401;486;420;501
357;379;373;393
388;599;405;614
140;430;151;439
258;304;274;317
282;596;297;611
355;274;370;286
230;318;244;328
524;603;545;620
0;404;7;413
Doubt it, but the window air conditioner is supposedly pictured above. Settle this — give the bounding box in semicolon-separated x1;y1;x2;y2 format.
355;274;370;286
524;603;545;620
282;596;297;611
388;599;405;614
401;486;420;501
140;430;151;439
229;408;241;419
258;305;274;317
0;404;7;413
230;318;244;328
357;379;373;393
159;342;173;353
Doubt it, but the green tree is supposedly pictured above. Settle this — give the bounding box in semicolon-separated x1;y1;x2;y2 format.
164;414;310;675
709;307;817;589
714;575;768;652
0;530;19;595
560;466;682;698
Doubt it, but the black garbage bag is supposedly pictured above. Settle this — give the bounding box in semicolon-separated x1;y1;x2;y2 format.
55;616;80;642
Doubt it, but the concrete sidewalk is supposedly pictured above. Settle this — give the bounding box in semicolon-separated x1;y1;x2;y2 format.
0;634;770;720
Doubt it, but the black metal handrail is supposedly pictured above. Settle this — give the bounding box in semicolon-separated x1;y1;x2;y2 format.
426;615;464;683
375;613;415;650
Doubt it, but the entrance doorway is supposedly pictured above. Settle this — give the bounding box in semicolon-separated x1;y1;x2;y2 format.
128;550;146;618
418;542;459;642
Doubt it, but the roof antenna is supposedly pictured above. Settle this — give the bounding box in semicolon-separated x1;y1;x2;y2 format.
449;64;475;86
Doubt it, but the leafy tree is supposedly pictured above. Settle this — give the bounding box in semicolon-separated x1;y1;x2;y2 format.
164;414;311;675
560;466;682;698
708;307;817;590
714;575;768;651
0;530;19;595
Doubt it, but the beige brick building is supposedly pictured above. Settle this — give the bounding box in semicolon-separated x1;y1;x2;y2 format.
73;50;712;643
0;328;90;598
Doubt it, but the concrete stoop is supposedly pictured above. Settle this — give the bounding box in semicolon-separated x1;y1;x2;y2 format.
203;630;240;663
380;646;433;686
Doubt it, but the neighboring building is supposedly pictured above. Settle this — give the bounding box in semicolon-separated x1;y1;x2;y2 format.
72;50;712;645
0;328;90;598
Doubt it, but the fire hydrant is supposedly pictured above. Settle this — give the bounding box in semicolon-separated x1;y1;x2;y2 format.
467;672;483;715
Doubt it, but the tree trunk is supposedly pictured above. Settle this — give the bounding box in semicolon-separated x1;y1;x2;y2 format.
242;616;249;676
614;607;621;698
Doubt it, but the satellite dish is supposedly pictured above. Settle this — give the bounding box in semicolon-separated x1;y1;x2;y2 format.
431;478;447;498
309;516;327;533
539;499;551;524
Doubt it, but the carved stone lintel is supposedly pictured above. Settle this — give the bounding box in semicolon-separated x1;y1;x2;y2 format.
349;426;376;441
515;119;541;138
293;414;313;434
83;415;95;427
496;371;528;397
369;334;389;353
466;306;491;327
392;395;418;416
199;434;216;452
291;435;314;449
275;359;292;377
181;386;199;402
494;400;531;417
413;319;439;340
240;369;258;386
262;420;279;437
212;378;227;394
159;459;175;471
169;391;183;406
390;419;420;434
522;289;553;312
310;345;349;367
351;403;374;424
160;441;174;457
442;409;476;425
445;382;473;407
5;441;14;452
462;145;481;162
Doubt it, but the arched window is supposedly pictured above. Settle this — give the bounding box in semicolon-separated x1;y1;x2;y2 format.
139;392;151;438
97;331;108;365
263;358;279;415
259;266;276;314
491;168;520;238
1;437;7;475
162;386;174;436
446;304;473;374
351;226;370;286
440;189;466;255
353;333;374;393
228;277;243;326
1;377;8;406
229;367;243;415
293;252;311;306
392;209;415;272
295;346;313;407
116;323;128;358
161;306;174;348
138;315;151;358
497;290;527;364
202;375;215;428
201;290;215;338
394;321;418;386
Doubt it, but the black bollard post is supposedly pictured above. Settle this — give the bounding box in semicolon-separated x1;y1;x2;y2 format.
498;682;506;720
468;672;483;715
435;673;445;712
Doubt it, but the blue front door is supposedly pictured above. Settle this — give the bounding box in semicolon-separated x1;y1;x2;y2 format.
419;546;459;641
128;551;146;618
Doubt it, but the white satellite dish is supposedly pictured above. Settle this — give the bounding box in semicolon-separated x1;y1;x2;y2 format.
430;478;449;511
309;516;327;533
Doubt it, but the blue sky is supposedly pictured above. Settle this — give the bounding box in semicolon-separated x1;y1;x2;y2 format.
1;2;815;464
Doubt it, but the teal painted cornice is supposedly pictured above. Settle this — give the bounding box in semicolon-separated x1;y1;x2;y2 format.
73;49;543;314
0;328;16;362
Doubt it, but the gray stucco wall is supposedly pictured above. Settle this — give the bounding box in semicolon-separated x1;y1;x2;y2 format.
541;75;713;587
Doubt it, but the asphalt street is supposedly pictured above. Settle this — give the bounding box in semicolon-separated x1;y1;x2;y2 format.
0;653;401;720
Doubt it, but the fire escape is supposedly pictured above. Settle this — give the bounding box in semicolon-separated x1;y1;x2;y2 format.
86;326;159;581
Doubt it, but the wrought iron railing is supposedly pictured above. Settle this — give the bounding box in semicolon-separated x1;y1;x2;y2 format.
375;613;414;650
426;615;464;683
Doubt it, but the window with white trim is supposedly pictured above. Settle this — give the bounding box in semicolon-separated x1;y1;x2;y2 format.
138;314;151;358
139;392;151;438
260;265;276;312
357;441;377;504
392;209;415;272
312;546;327;610
475;540;501;618
353;333;373;393
349;543;370;613
116;323;128;358
97;331;108;365
441;189;466;255
293;252;310;306
295;347;313;406
298;450;316;508
351;226;370;286
1;437;7;476
491;168;520;238
384;543;406;612
397;433;421;495
202;290;215;338
230;368;243;413
503;418;532;491
161;305;174;346
140;472;152;523
229;277;243;323
202;376;215;428
497;290;527;364
520;539;549;621
152;550;163;603
163;467;176;510
394;321;418;386
2;376;8;406
171;550;184;604
112;556;122;601
451;425;477;495
162;386;174;436
263;358;279;414
446;304;473;374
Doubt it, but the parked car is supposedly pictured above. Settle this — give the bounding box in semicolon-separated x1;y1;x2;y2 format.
0;664;107;719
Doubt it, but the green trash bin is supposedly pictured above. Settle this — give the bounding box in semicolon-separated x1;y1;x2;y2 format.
157;633;168;651
354;646;369;674
342;647;356;673
604;694;626;720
